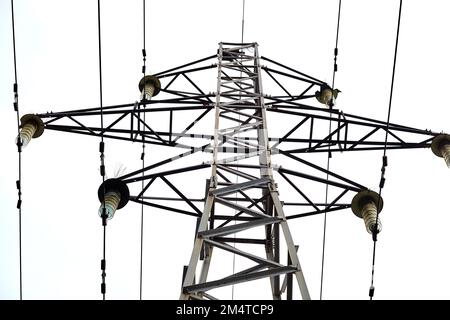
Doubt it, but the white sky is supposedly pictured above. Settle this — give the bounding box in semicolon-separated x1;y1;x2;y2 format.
1;0;450;300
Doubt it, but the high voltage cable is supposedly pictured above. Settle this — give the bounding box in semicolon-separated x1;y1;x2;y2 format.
11;0;23;300
369;0;403;300
320;0;342;300
97;0;108;301
139;0;147;300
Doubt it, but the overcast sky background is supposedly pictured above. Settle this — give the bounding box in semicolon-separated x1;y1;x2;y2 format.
1;0;450;300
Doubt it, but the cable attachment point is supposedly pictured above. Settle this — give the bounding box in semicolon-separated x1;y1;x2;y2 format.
101;259;106;271
16;138;22;153
16;180;22;209
101;207;108;226
369;285;375;298
101;283;106;295
333;48;338;72
16;179;22;209
100;165;105;177
379;176;385;189
13;83;18;111
382;155;388;167
372;229;378;242
99;142;105;176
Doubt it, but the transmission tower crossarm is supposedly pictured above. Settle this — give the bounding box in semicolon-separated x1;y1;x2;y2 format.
33;99;441;157
29;49;444;158
266;103;439;154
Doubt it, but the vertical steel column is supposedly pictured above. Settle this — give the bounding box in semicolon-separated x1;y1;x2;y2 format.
179;44;223;300
180;42;310;300
254;43;310;300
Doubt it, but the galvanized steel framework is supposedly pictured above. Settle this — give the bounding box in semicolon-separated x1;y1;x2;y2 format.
180;42;309;300
29;42;444;300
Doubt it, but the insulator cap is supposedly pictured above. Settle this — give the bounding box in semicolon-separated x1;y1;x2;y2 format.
138;75;161;97
20;114;45;138
98;178;130;210
431;134;450;158
315;85;341;106
351;190;384;219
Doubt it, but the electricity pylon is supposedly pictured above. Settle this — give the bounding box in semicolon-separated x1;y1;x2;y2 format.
18;42;449;299
179;42;311;300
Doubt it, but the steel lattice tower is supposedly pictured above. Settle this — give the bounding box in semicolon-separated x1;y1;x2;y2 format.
17;41;450;300
180;42;309;300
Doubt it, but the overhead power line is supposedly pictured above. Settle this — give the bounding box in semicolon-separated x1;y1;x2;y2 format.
97;0;108;301
369;0;403;300
11;0;23;301
139;0;147;301
320;0;342;300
